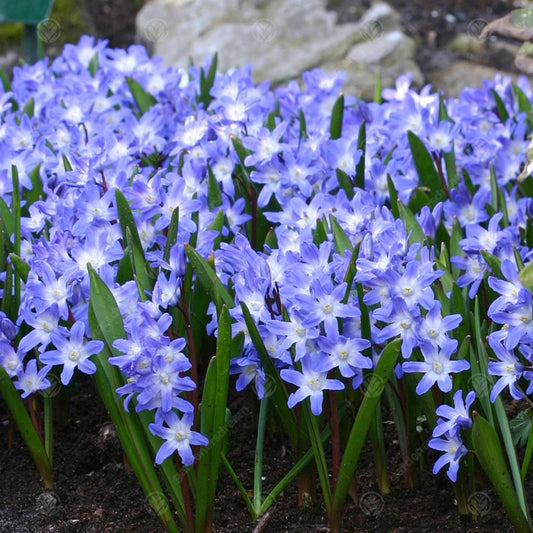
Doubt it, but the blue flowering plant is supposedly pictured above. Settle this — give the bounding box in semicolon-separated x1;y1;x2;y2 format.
2;35;533;532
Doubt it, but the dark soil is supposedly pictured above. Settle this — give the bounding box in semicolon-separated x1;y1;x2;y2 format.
0;1;529;532
0;373;521;533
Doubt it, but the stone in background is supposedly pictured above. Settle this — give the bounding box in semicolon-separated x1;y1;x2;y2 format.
136;0;422;98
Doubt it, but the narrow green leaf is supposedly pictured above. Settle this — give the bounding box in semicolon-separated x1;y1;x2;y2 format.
407;130;442;207
196;305;231;532
398;200;425;245
199;53;218;108
299;109;307;141
519;260;533;288
492;88;509;123
387;175;399;219
22;97;34;118
513;82;533;128
444;145;459;191
184;244;234;310
9;253;30;283
354;121;366;190
207;165;223;209
115;189;152;295
481;250;502;278
0;367;54;489
336;169;354;199
331;339;401;525
163;207;180;264
472;412;532;532
126;76;157;115
88;53;99;77
330;94;344;140
329;214;352;256
438;93;453;122
0;66;11;91
240;303;297;446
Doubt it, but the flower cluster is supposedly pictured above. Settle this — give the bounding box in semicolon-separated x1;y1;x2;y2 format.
1;37;533;480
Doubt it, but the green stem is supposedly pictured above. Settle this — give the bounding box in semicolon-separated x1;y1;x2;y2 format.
254;395;269;513
369;403;389;494
0;368;54;489
494;397;531;521
43;393;53;466
302;401;332;512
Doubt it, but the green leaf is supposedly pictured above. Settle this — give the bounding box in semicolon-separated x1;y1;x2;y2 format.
510;411;533;448
438;93;453;122
329;214;352;256
472;412;532;532
0;66;11;91
22;97;34;118
115;189;152;295
481;250;502;278
196;305;231;532
163;207;180;265
398;200;425;245
519;260;533;288
88;53;99;77
0;366;54;489
492;88;510;123
407;130;443;207
240;302;297;446
354;121;366;190
513;82;533;128
126;77;157;115
336;169;354;199
330;94;344;140
9;253;30;282
184;244;234;311
207;165;223;209
299;109;307;141
199;53;218;108
387;175;399;219
330;340;401;526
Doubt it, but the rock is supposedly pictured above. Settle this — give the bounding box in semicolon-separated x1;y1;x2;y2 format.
322;31;423;99
136;0;403;85
428;60;518;98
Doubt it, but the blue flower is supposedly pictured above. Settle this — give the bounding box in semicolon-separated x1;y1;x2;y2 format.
402;341;470;394
429;430;468;482
433;389;476;437
149;410;208;466
40;321;103;385
280;355;344;416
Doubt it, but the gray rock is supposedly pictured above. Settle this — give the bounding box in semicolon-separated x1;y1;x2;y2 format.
136;0;404;85
322;31;423;99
